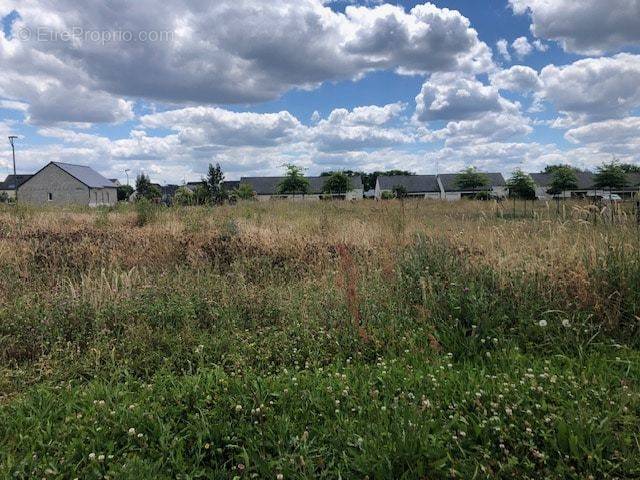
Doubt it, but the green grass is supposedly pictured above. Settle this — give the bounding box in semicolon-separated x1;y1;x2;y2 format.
0;202;639;479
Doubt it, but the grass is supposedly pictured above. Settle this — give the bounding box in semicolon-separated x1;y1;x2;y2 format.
0;199;639;479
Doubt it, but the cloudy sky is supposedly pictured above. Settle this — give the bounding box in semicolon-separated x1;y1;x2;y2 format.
0;0;639;183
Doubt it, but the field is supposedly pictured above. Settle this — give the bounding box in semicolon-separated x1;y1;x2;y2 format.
0;200;639;479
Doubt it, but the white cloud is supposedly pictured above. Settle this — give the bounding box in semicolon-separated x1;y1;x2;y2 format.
509;0;640;55
490;65;541;93
415;73;519;122
538;53;640;125
565;117;640;158
0;0;494;124
512;37;533;59
496;39;511;62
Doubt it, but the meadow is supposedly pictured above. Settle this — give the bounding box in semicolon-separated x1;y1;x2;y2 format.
0;199;638;479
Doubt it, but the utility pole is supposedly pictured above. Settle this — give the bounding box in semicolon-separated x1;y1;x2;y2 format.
125;169;131;186
8;136;18;202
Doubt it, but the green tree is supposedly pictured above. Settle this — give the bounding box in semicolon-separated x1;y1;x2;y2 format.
543;164;584;174
594;161;628;193
548;166;578;215
392;184;408;199
618;163;640;173
507;169;536;216
0;192;9;203
174;186;195;206
276;165;310;195
322;172;352;196
192;184;210;205
135;174;161;201
455;167;490;197
235;183;256;200
117;185;134;202
205;163;227;205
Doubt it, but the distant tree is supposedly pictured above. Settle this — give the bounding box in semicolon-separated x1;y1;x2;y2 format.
0;192;9;203
619;163;640;174
392;184;408;199
117;185;134;202
135;174;161;201
543;164;585;174
455;167;490;196
548;166;578;215
235;183;256;200
277;165;310;195
204;163;227;205
381;191;395;200
507;169;536;216
192;184;210;205
174;186;195;206
322;172;352;195
594;161;627;208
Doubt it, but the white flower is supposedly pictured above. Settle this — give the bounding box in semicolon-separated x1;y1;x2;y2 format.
562;319;570;327
89;453;96;461
128;428;136;436
98;454;105;462
538;320;548;327
235;404;243;412
277;474;284;480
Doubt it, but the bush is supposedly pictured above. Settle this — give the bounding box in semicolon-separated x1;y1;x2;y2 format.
135;198;158;226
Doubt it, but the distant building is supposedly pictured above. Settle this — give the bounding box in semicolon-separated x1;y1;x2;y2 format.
19;162;117;207
0;174;33;199
375;175;440;199
531;172;640;199
240;176;364;201
109;179;122;187
438;173;507;201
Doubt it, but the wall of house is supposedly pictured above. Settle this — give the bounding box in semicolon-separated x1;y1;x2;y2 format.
19;164;90;205
89;187;118;207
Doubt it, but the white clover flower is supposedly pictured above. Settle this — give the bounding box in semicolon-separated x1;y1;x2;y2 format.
562;319;570;327
128;428;136;436
277;474;284;480
538;320;548;327
235;404;243;412
89;453;96;461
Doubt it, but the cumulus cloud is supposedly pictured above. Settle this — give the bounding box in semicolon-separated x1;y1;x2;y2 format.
538;53;640;125
490;65;541;93
564;117;640;157
512;37;533;59
0;0;494;124
415;73;520;122
496;39;511;62
509;0;640;54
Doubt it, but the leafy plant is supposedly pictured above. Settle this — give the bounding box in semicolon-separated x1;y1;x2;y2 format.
276;165;310;195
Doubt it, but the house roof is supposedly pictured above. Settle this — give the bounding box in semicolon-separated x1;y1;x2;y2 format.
50;162;116;188
0;174;33;190
439;172;506;192
378;175;440;193
530;172;595;190
222;180;240;191
240;176;363;195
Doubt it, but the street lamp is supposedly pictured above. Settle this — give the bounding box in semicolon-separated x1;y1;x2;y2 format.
8;136;18;202
125;169;131;186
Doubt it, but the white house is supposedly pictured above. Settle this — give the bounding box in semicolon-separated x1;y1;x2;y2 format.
240;176;364;201
375;175;441;199
438;173;507;201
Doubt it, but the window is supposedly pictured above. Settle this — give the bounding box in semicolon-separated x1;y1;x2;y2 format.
48;193;53;201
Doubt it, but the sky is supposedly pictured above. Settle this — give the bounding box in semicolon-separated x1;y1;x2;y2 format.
0;0;639;184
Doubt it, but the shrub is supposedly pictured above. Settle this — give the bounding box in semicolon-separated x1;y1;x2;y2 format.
135;198;158;226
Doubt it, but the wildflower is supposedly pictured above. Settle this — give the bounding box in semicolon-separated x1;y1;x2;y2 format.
235;404;243;413
562;319;570;327
89;453;96;461
277;474;284;480
128;428;136;436
98;454;105;462
538;320;548;327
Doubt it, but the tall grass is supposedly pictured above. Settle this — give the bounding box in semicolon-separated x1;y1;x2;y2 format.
0;200;638;478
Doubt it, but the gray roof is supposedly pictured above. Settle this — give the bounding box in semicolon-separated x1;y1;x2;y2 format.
0;174;33;190
530;172;595;190
439;172;506;192
51;162;116;188
378;175;440;193
240;176;363;195
222;180;240;191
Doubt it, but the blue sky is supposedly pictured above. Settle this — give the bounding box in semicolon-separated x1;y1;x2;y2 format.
1;0;639;183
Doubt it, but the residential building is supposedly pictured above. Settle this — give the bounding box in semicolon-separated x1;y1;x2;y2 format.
240;176;364;201
531;172;640;200
375;175;440;199
0;174;33;199
19;162;117;207
438;173;507;201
